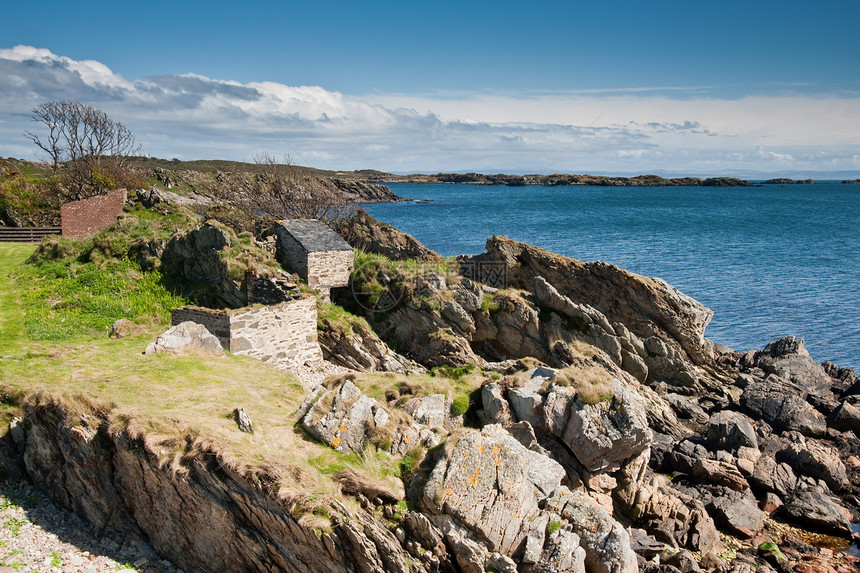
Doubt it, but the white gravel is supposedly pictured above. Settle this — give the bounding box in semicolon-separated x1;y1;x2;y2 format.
0;478;184;573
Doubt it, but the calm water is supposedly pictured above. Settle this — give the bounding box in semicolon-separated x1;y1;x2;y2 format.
364;182;860;370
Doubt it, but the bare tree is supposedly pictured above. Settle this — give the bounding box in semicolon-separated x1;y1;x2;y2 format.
25;101;141;199
252;153;355;224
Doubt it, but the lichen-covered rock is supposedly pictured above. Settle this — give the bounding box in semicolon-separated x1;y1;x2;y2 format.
532;528;587;573
551;379;652;473
422;424;565;557
543;487;638;573
302;380;382;453
405;394;459;430
144;321;224;356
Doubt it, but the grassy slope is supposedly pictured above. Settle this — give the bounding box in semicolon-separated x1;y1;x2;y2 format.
0;243;400;524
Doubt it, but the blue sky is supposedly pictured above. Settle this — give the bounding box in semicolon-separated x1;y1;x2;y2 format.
1;0;859;174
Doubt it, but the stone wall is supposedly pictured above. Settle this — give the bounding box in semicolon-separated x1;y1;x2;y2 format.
61;188;127;239
230;298;322;368
171;298;322;370
306;250;353;288
274;226;309;279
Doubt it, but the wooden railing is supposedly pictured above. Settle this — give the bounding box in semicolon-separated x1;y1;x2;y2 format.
0;227;62;243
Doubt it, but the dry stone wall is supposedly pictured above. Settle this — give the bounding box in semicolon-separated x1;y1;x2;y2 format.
306;250;352;288
171;298;322;370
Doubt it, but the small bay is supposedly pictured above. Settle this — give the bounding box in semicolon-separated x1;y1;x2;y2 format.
364;182;860;369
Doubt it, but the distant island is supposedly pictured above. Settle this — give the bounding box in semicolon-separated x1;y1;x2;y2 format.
340;170;753;187
762;178;816;184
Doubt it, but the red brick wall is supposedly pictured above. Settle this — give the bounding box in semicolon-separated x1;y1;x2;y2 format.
61;188;127;239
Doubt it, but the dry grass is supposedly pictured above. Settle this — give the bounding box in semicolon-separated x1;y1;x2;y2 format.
553;365;614;405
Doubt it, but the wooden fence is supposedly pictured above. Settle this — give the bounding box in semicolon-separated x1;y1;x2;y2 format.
0;227;62;243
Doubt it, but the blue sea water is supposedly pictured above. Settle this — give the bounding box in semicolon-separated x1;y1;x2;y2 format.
363;182;860;370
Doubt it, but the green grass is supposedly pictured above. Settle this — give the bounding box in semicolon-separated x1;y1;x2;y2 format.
16;256;186;340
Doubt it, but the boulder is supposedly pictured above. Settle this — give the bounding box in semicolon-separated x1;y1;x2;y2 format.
144;321;224;356
708;492;765;539
749;456;798;497
827;401;860;435
666;393;710;427
543;487;639;573
532;529;587;573
740;376;826;437
405;394;455;430
754;336;832;392
706;410;758;451
781;489;852;537
301;380;381;453
776;439;847;492
551;379;652;473
479;382;515;426
422;424;565;557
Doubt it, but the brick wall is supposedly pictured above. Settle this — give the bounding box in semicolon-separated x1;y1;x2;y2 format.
171;297;322;371
306;250;353;288
61;188;127;239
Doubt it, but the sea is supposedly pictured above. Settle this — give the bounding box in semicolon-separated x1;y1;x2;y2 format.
363;182;860;371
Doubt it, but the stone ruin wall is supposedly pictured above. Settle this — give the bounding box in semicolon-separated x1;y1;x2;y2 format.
229;298;322;369
306;250;353;288
171;298;321;370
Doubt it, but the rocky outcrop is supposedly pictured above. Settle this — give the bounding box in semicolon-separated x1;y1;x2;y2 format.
317;314;423;374
301;380;387;454
336;210;440;261
4;396;422;573
161;222;246;308
461;237;716;369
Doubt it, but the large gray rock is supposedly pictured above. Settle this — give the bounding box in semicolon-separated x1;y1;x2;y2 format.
405;394;458;430
544;487;638;573
740;376;826;437
781;489;852;537
302;381;382;453
551;379;652;473
708;492;764;539
754;336;832;391
706;410;758;451
422;424;565;557
532;529;587;573
144;321;224;356
749;456;798;497
827;401;860;435
776;438;847;492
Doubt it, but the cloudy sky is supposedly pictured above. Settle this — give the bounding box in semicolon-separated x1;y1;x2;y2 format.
1;0;859;175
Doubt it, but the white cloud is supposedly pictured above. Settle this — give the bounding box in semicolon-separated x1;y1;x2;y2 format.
1;45;859;174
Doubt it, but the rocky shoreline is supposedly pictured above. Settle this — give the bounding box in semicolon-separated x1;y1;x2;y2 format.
3;208;860;572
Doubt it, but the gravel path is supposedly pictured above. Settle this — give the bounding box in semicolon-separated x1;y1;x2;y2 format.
0;477;184;573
